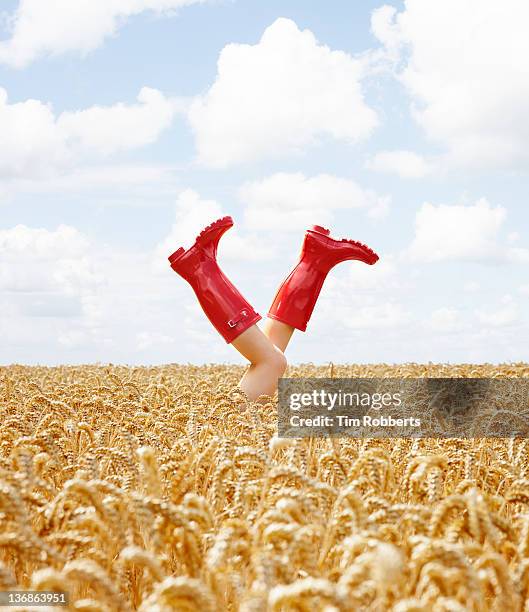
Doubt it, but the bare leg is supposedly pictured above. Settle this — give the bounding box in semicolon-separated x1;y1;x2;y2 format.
262;318;295;352
232;325;287;401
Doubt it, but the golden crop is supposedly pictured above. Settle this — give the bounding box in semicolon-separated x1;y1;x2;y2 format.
1;362;529;611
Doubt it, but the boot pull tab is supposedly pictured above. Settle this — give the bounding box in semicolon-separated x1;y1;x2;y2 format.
228;309;249;328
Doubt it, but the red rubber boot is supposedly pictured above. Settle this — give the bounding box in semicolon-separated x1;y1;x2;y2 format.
168;216;261;343
268;225;379;331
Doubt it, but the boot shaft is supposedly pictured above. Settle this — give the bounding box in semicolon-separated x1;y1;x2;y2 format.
168;216;261;343
268;225;379;332
268;257;327;332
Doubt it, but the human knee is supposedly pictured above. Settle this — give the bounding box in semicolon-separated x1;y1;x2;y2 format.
269;347;287;377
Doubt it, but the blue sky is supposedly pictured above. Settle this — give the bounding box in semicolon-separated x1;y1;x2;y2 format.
1;0;528;365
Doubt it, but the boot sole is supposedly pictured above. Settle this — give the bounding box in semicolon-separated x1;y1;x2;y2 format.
196;215;233;249
307;228;379;265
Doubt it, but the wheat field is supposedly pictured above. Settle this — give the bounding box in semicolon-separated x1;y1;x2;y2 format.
1;362;529;611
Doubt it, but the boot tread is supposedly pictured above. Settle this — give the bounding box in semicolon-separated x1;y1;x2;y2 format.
196;215;233;243
339;238;379;261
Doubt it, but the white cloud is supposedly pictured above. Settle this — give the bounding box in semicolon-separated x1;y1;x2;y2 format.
347;301;408;330
0;224;104;296
58;330;91;349
366;150;432;178
0;224;88;261
427;307;461;332
0;224;193;363
507;248;529;264
2;164;178;195
240;172;389;232
137;331;176;350
188;18;378;167
475;295;518;327
372;0;529;169
156;188;224;255
0;0;206;68
0;88;66;177
346;255;402;293
57;87;178;156
334;299;409;330
0;222;107;343
53;259;106;297
311;266;409;332
0;164;182;211
154;189;274;272
406;197;529;263
519;284;529;296
464;281;480;292
370;5;402;58
0;87;179;178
